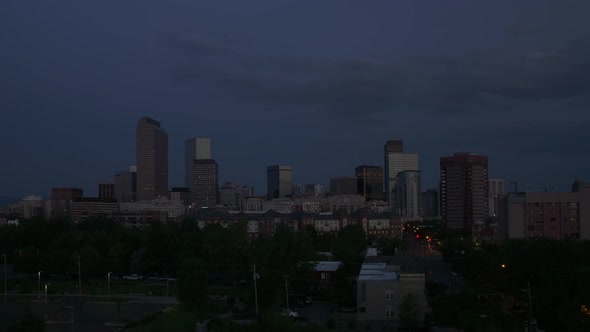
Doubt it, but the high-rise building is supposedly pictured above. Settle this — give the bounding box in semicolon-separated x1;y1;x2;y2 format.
421;189;439;219
330;176;358;195
192;159;218;208
488;178;505;218
219;182;242;209
50;187;83;219
98;182;115;200
440;152;489;230
136;117;168;201
114;166;137;202
384;140;419;207
267;165;293;199
396;170;421;219
355;166;384;201
185;137;212;191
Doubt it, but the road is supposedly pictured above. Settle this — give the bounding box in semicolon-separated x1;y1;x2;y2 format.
0;294;176;332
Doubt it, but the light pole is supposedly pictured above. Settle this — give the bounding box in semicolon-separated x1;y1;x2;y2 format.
44;283;49;318
74;256;81;311
107;272;112;301
3;252;6;306
65;305;74;332
37;271;42;299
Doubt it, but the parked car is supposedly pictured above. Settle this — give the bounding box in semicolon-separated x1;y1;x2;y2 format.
278;309;299;318
122;274;143;281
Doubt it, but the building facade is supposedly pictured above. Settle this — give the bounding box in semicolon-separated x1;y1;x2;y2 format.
440;152;489;230
71;198;118;223
192;159;219;209
267;165;293;199
420;189;439;219
330;176;358;195
185;137;211;191
356;165;384;201
384;140;419;207
114;166;137;203
50;187;83;219
136;117;168;201
396;170;421;219
98;182;115;200
488;178;505;218
497;181;590;241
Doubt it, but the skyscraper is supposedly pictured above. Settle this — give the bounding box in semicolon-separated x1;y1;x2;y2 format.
488;178;505;218
192;159;219;208
267;165;293;199
330;176;358;195
185;137;211;191
440;152;489;230
136;117;168;201
355;165;383;201
50;187;83;219
384;140;418;207
396;170;421;219
114;166;137;202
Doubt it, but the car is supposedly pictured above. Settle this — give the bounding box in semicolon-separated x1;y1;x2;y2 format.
122;274;143;281
279;309;299;318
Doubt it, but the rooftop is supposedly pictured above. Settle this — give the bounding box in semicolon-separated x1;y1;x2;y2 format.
358;263;398;281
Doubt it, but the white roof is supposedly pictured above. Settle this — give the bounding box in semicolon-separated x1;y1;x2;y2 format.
358;263;398;281
313;261;343;272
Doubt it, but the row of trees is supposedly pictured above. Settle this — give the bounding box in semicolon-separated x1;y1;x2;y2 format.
1;217;369;311
416;222;590;331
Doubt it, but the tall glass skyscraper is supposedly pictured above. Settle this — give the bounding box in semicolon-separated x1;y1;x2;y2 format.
136;117;168;201
267;165;292;199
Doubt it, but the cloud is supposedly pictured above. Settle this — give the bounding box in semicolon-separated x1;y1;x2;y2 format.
166;33;590;117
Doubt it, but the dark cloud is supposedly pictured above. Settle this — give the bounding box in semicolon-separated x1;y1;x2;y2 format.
167;34;590;116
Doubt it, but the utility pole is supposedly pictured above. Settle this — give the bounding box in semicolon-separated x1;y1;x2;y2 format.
75;256;82;311
252;264;259;316
3;253;6;307
526;282;533;332
284;275;289;310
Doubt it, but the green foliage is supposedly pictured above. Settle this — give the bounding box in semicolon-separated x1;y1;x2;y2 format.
374;236;404;256
177;258;208;309
398;292;420;329
7;305;46;332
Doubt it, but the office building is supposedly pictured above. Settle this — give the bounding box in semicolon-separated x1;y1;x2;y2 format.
384;140;419;208
330;176;358;195
114;166;137;202
488;179;505;218
185;137;211;191
136;117;168;201
192;159;218;208
421;189;439;219
267;165;293;199
356;166;383;201
497;180;590;241
98;182;115;200
396;170;421;219
50;187;83;219
440;152;488;230
71;198;118;223
219;182;242;209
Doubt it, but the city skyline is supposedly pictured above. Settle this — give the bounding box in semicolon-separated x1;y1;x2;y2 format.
1;1;589;198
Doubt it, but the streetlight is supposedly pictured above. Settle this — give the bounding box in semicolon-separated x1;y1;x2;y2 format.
107;272;112;301
3;252;6;306
44;283;49;318
37;271;42;299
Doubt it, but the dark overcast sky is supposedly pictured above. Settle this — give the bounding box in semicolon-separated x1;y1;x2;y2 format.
1;0;590;198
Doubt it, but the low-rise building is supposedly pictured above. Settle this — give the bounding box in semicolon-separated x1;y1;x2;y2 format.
497;180;590;241
356;250;426;328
